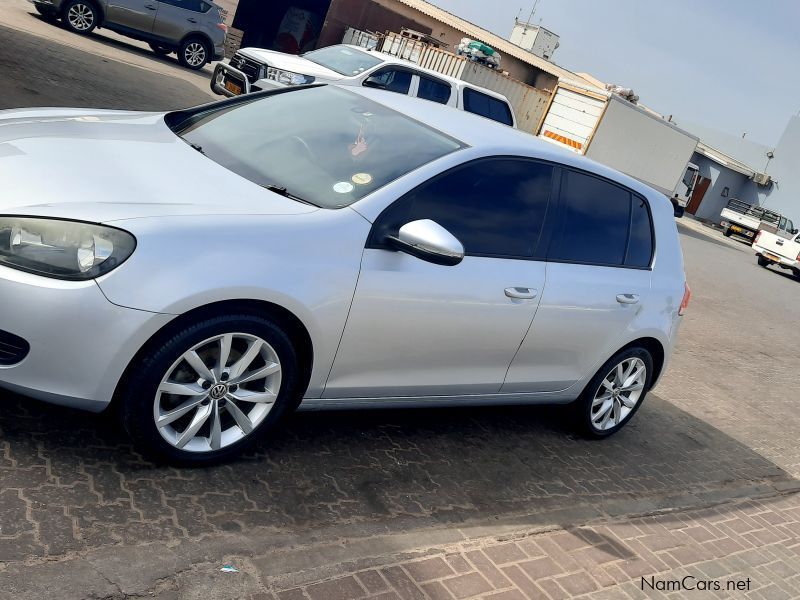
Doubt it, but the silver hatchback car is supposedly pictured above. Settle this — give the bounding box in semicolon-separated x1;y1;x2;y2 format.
31;0;226;69
0;86;690;465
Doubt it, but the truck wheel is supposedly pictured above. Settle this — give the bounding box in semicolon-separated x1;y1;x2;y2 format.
723;227;732;237
571;347;653;438
62;0;98;34
757;255;769;268
179;38;209;70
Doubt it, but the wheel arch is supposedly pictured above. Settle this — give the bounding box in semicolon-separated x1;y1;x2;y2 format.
180;31;214;52
111;299;314;411
617;336;666;388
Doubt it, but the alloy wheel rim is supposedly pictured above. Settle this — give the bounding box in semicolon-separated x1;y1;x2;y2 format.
153;333;282;453
185;43;206;66
67;3;94;30
590;357;646;431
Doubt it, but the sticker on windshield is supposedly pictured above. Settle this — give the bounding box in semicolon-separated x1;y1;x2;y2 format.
351;173;373;185
333;181;355;194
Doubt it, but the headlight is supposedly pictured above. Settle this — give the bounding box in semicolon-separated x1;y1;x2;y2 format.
0;217;136;281
267;67;314;86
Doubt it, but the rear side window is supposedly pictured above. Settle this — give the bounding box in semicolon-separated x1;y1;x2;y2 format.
162;0;210;11
369;159;554;258
463;88;513;126
417;76;452;104
549;170;654;268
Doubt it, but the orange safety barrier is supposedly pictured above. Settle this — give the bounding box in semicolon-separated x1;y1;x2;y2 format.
542;130;583;151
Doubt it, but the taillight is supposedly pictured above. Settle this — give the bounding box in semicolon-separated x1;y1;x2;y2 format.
679;283;691;316
217;23;228;33
754;231;762;244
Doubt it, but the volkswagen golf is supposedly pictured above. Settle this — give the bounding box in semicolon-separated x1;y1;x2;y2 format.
0;85;690;464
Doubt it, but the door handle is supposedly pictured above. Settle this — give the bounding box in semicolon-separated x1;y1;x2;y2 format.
505;287;538;300
187;17;197;22
616;294;640;305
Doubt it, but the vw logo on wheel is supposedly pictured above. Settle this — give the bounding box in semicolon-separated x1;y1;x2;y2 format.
209;383;228;400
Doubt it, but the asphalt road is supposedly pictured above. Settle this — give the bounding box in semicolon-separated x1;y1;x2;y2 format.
1;8;800;598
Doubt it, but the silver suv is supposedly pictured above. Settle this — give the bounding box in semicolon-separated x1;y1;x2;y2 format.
32;0;226;69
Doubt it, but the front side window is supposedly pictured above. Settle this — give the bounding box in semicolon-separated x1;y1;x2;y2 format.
171;87;464;209
369;158;554;258
364;69;412;94
417;76;452;105
462;88;514;126
303;45;383;76
548;170;654;268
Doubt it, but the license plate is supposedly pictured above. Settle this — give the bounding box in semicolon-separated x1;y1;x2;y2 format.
731;225;743;233
224;79;242;95
765;253;781;262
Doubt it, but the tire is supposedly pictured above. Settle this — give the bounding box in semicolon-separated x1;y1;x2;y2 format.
722;227;731;237
757;255;770;268
149;43;172;56
120;313;301;465
178;37;209;70
61;0;98;34
571;347;654;439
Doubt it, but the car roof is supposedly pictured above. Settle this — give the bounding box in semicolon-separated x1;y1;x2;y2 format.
339;45;511;103
346;85;666;201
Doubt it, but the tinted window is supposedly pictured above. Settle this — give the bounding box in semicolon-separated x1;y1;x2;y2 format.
549;170;631;266
365;69;412;94
370;159;553;258
625;195;653;267
463;88;513;126
417;76;452;104
161;0;208;11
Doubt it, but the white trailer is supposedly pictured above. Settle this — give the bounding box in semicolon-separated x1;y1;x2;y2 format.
537;82;701;215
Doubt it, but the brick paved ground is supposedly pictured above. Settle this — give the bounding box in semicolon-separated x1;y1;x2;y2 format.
251;492;800;600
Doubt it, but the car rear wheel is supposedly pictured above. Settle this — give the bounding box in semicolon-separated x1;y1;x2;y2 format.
757;255;770;267
572;347;653;438
149;43;172;56
179;38;209;70
120;313;301;465
62;0;98;34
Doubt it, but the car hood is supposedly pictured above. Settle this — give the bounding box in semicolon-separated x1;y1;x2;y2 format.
238;48;345;81
0;107;317;223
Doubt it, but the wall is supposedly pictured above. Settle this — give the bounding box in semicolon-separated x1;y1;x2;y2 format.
763;116;800;223
689;153;753;223
319;0;559;90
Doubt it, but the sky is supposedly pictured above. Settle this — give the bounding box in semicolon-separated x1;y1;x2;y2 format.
427;0;800;146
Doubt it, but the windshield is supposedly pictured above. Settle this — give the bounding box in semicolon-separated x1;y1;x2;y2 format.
173;87;464;209
303;45;384;76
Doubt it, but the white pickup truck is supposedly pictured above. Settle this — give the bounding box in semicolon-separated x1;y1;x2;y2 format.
752;229;800;280
720;198;796;241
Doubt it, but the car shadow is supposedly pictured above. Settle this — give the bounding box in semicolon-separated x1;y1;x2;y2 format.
0;389;794;555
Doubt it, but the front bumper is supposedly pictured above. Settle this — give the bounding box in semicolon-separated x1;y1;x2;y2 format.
0;265;173;412
210;62;286;96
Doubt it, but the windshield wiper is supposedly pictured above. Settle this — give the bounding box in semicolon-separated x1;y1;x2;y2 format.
259;183;320;207
188;142;205;155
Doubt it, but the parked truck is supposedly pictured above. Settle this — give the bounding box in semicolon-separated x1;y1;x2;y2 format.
752;229;800;280
536;81;701;217
720;198;797;241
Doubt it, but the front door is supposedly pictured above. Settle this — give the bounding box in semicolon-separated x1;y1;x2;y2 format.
324;158;555;399
686;175;711;215
105;0;157;31
504;169;654;392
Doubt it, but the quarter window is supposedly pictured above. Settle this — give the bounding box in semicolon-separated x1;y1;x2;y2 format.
369;159;554;258
417;76;452;104
548;170;654;268
462;88;514;126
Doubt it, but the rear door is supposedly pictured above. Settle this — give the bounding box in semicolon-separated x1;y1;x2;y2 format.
105;0;157;31
151;0;209;42
503;168;653;393
538;86;605;154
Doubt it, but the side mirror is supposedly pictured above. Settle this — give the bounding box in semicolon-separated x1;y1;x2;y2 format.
386;219;464;266
790;228;799;235
363;76;386;89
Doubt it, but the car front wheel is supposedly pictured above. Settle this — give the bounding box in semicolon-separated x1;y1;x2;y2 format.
179;38;209;69
572;347;653;438
62;0;98;34
120;313;300;465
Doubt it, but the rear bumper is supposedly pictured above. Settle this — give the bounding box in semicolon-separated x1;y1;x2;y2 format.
753;245;798;269
721;221;756;238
